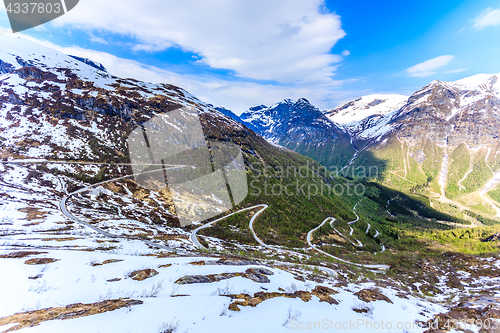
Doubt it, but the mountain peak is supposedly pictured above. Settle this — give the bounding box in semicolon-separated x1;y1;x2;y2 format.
325;94;408;125
276;97;311;106
238;96;352;167
69;55;107;72
249;105;268;112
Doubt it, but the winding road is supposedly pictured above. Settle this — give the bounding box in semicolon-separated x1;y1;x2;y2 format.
306;217;389;270
59;167;186;252
46;160;389;272
190;204;269;249
191;204;340;276
190;198;389;271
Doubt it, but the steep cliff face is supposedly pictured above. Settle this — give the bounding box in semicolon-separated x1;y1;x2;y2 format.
240;98;355;169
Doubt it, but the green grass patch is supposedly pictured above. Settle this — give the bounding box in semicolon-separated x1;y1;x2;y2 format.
488;186;500;203
445;143;470;199
409;226;500;255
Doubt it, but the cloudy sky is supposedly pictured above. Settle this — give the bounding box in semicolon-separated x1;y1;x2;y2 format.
1;0;499;114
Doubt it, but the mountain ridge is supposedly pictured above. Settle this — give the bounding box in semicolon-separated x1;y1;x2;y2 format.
240;97;355;169
238;73;500;221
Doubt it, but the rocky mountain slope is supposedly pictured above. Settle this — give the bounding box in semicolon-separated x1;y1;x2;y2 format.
0;34;375;233
348;75;500;215
324;93;408;141
1;35;398;253
239;98;355;170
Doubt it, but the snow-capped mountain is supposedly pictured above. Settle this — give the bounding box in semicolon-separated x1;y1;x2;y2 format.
330;74;500;148
0;35;252;164
325;94;408;124
240;98;335;143
323;94;408;142
240;73;500;207
356;73;500;201
0;34;291;229
392;74;500;147
240;98;355;168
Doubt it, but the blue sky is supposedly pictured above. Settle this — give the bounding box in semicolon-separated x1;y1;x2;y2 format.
1;0;499;114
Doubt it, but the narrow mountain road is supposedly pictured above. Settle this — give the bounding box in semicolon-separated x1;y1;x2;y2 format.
190;205;337;276
190;204;269;249
347;200;362;236
59;167;186;252
269;260;338;277
386;195;399;216
2;160;166;167
198;204;309;259
334;199;364;247
330;221;363;247
191;197;389;271
55;162;389;271
306;217;389;271
329;198;385;252
458;166;474;191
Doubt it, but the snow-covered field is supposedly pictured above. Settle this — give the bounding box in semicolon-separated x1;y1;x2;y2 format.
0;246;444;333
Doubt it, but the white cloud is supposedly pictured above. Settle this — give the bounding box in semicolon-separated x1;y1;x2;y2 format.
406;55;454;77
17;34;349;114
445;68;468;74
341;50;350;56
88;35;109;45
51;0;345;84
473;8;500;30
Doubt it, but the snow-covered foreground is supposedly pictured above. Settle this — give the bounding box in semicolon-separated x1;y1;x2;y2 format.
0;247;444;333
0;164;448;333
